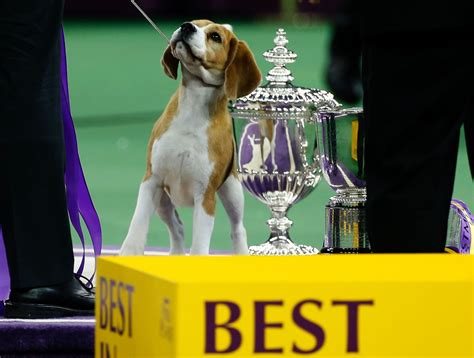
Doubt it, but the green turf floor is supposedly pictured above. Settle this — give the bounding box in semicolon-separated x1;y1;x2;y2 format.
63;20;473;251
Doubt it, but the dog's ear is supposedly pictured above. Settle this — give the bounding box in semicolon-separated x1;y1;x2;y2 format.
161;45;179;80
224;39;261;100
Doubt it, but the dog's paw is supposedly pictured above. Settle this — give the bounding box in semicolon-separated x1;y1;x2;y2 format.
234;246;249;255
169;248;186;256
118;242;145;256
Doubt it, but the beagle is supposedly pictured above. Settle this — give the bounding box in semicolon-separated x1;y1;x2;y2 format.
119;20;261;255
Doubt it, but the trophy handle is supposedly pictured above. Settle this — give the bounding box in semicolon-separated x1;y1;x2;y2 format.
296;118;309;169
296;116;321;186
316;107;364;180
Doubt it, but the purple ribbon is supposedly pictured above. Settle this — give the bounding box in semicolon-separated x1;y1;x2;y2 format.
0;27;102;300
60;28;102;283
0;229;9;301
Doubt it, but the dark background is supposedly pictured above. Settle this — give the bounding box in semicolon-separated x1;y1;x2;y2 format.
64;0;342;19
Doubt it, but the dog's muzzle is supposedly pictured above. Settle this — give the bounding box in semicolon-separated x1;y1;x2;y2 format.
180;22;196;40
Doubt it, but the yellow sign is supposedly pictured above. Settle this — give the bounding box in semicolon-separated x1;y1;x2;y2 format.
95;255;474;357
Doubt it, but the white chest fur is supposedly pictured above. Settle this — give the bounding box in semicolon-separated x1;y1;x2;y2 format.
150;78;220;208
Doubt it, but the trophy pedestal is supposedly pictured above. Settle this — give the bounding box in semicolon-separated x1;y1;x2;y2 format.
245;197;319;256
249;236;319;255
321;189;371;254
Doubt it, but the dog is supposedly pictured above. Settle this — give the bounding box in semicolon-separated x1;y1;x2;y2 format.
119;20;261;256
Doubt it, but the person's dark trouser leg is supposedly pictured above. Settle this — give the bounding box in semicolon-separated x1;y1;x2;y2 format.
362;32;470;252
0;0;73;289
327;0;362;104
330;0;361;62
0;0;65;141
0;142;74;289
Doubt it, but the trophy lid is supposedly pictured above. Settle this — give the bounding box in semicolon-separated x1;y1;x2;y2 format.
230;28;340;119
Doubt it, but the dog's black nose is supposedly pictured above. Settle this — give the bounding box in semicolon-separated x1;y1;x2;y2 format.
180;22;196;38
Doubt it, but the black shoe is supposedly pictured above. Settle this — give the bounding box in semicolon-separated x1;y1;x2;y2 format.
326;57;362;104
4;276;94;319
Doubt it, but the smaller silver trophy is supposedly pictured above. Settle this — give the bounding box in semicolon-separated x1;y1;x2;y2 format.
230;29;339;255
316;108;371;253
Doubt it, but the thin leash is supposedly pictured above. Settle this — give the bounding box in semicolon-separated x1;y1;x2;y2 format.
130;0;171;44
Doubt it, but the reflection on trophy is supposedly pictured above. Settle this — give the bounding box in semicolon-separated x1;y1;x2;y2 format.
445;199;473;254
316;108;371;253
230;29;339;255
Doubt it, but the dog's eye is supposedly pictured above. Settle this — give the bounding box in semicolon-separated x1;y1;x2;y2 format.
209;32;222;43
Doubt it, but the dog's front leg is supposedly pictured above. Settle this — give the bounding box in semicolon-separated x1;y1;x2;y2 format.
190;193;216;255
120;178;161;256
218;175;249;255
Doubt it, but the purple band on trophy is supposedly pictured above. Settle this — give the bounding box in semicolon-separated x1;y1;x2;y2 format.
447;199;473;254
321;156;366;190
239;121;300;174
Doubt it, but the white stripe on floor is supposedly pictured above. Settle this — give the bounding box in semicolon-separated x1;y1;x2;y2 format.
0;318;95;324
73;248;168;283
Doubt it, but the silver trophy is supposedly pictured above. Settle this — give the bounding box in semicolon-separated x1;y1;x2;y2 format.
230;29;339;255
316;108;371;253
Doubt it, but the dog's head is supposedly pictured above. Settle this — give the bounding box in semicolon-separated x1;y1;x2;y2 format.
161;20;261;99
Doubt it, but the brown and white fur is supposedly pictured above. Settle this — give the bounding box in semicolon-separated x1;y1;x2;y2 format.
119;20;261;256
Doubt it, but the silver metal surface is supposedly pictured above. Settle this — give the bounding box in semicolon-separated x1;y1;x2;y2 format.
248;237;319;255
231;29;339;255
316;108;370;253
230;30;340;120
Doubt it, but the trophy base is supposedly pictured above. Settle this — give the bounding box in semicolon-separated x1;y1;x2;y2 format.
249;237;319;256
323;190;371;254
320;247;372;254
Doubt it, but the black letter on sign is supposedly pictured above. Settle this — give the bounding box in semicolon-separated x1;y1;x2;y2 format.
332;300;374;353
117;282;125;336
292;300;325;354
205;301;242;353
99;277;108;329
125;284;135;338
100;341;117;358
109;279;117;333
254;301;284;353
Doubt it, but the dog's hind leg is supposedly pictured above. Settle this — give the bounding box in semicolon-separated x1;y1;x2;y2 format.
120;177;160;256
155;192;186;255
218;175;249;255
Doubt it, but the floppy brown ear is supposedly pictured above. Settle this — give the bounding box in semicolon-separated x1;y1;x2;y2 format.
161;46;179;80
224;40;261;99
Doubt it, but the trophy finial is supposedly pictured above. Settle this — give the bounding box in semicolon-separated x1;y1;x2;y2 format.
263;28;297;85
274;29;288;47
